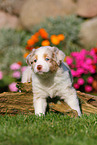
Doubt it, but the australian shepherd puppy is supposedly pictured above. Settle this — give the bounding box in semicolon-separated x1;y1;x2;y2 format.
22;46;81;116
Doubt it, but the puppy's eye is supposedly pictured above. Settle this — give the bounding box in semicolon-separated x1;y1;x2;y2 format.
34;59;37;63
31;62;33;64
45;58;50;61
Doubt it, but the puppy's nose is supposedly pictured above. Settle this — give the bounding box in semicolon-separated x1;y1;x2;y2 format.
37;65;42;71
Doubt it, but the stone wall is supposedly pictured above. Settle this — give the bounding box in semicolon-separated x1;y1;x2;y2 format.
0;0;97;47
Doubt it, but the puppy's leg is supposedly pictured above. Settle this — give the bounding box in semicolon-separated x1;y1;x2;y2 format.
61;87;81;116
33;97;47;116
21;66;32;83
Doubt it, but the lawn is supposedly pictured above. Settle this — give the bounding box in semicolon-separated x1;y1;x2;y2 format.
0;113;97;145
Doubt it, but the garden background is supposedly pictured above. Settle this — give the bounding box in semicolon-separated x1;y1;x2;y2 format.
0;1;97;145
0;0;97;94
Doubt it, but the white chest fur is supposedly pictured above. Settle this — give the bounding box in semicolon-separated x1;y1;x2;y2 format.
32;64;72;99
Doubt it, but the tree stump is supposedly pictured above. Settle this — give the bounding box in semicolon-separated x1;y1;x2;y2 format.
0;83;97;117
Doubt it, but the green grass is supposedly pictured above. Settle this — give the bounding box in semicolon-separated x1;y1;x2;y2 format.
0;113;97;145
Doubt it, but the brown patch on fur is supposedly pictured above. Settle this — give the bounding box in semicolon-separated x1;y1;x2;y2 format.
43;53;48;60
31;55;38;70
33;55;38;61
50;59;58;72
52;52;55;58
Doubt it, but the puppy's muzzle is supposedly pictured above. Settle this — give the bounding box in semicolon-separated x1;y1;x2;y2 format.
37;65;42;71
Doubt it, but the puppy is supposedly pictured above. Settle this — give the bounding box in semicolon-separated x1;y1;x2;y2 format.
22;46;81;116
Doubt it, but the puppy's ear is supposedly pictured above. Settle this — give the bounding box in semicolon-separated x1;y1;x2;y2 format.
26;49;36;65
52;47;65;66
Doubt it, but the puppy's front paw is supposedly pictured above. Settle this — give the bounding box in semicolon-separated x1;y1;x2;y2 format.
35;112;45;116
34;97;47;116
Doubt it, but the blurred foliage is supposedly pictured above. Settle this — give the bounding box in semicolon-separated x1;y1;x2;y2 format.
32;15;84;55
0;15;86;92
0;15;84;74
0;29;30;73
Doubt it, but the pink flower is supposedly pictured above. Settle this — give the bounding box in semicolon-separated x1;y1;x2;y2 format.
77;78;85;85
66;57;73;65
89;49;97;63
9;82;18;92
0;71;3;80
74;83;80;89
77;68;84;75
76;53;85;61
71;69;83;77
85;85;93;92
90;49;95;56
76;63;81;68
12;71;21;79
70;64;75;68
89;66;96;74
85;58;93;65
80;49;88;55
71;70;76;77
93;57;97;64
71;52;79;57
10;63;21;70
87;76;94;84
83;63;89;70
21;66;27;72
84;70;88;74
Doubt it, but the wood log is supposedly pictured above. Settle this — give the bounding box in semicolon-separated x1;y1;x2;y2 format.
0;83;97;117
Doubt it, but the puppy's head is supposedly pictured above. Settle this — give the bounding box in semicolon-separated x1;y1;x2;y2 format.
26;46;65;75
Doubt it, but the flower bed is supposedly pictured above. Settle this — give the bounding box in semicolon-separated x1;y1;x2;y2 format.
0;62;27;92
66;48;97;92
25;28;65;52
0;28;97;93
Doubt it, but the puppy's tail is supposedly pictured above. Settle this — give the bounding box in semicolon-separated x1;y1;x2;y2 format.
21;66;32;83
